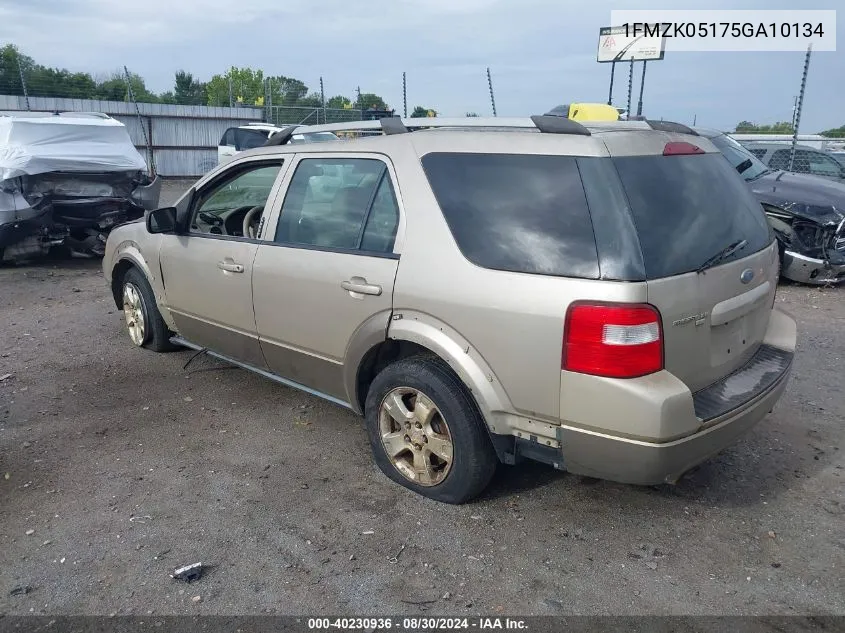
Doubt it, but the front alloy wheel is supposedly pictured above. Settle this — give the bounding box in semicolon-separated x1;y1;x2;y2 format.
379;387;454;486
122;282;147;346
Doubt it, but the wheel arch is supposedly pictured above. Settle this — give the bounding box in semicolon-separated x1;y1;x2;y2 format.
350;312;512;434
110;248;153;310
108;244;173;330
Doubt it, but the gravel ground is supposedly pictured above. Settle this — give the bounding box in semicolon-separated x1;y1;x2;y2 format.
0;180;843;615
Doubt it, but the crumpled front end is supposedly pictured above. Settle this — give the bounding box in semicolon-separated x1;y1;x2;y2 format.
764;205;845;285
0;170;160;263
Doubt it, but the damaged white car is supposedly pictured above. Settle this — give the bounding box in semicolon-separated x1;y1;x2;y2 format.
0;112;161;263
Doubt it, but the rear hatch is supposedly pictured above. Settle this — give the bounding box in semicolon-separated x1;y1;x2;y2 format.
603;135;778;392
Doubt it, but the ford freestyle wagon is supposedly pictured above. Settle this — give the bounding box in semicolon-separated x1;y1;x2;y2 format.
103;116;797;503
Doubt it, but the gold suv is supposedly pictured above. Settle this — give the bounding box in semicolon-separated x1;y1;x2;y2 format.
103;116;797;503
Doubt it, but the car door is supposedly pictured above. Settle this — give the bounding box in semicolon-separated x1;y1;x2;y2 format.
159;158;287;368
218;128;237;165
252;154;403;403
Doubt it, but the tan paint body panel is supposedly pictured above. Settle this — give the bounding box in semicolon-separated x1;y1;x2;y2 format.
101;123;799;488
159;235;265;368
252;245;398;402
648;241;779;393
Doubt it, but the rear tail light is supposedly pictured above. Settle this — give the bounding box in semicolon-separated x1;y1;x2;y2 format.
563;303;663;378
663;141;704;156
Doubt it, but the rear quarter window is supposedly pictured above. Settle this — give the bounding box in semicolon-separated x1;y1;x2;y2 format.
420;153;599;278
612;153;773;279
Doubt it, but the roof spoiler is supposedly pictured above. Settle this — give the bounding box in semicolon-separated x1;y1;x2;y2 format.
262;125;300;146
645;120;698;136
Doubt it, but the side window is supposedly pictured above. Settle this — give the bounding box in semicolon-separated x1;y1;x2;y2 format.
768;149;791;171
420;153;599;278
235;128;270;151
220;128;235;147
275;158;398;253
807;152;842;177
190;163;283;237
771;149;816;173
360;176;400;253
791;150;812;173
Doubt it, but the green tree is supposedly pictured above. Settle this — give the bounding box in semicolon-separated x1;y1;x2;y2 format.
269;75;308;104
735;121;795;134
411;106;437;118
358;92;388;110
0;44;34;95
173;70;206;105
820;125;845;138
326;95;352;109
299;91;323;108
1;44;97;98
93;71;158;103
207;67;265;106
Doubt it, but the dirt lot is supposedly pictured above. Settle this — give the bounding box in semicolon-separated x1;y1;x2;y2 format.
1;181;843;615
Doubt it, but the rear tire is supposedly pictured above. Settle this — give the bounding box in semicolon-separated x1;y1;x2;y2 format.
364;356;498;504
121;268;177;353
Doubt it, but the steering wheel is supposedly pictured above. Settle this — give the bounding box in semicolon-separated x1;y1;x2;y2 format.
198;211;224;228
242;205;265;239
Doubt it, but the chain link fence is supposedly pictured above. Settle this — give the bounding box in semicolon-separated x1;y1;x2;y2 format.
0;55;391;127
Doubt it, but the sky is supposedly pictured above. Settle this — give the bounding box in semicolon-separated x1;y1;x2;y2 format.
0;0;842;132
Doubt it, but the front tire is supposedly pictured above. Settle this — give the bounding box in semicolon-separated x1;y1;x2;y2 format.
121;268;177;352
364;356;498;504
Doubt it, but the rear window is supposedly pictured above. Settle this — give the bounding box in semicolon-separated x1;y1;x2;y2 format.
236;128;271;151
611;153;773;279
421;153;599;278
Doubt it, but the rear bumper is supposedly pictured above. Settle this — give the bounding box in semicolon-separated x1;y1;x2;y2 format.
558;360;791;485
553;309;797;485
781;250;845;285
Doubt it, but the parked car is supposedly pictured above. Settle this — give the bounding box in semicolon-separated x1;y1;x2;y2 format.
698;128;845;285
218;123;338;165
104;116;796;503
0;111;160;263
742;142;845;184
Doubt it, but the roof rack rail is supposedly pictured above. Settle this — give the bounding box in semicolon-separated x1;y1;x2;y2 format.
646;120;698;136
380;117;408;135
530;115;591;136
262;125;300;146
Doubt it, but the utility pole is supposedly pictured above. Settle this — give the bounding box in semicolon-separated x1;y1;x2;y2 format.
402;72;407;118
17;57;31;111
636;60;647;117
789;46;812;172
487;67;497;117
228;75;233;108
626;59;633;118
319;76;325;124
123;66;155;176
356;85;362;110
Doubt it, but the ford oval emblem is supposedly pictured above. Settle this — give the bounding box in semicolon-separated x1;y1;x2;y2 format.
740;268;755;284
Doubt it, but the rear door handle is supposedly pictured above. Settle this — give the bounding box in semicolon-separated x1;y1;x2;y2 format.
217;261;244;273
341;278;382;296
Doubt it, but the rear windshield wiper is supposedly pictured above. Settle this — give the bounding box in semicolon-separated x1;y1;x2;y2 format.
697;239;748;273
